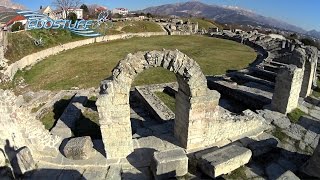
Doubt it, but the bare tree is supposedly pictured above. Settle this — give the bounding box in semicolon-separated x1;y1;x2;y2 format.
53;0;82;11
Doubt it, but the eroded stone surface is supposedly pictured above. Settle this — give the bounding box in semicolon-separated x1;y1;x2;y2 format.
198;145;252;178
151;148;188;179
63;136;95;160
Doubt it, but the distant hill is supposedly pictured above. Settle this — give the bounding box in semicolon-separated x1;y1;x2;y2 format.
307;30;320;40
141;1;306;34
0;6;19;24
0;0;25;10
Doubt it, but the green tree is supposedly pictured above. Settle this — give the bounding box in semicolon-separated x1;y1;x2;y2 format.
11;22;24;32
67;12;77;23
80;4;89;19
80;4;89;13
300;38;320;49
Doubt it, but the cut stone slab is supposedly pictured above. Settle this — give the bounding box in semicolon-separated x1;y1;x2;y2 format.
106;165;121;180
13;147;36;175
248;138;278;157
63;136;95;160
151;148;188;180
282;124;306;141
273;117;291;129
198;145;252;178
276;171;300;180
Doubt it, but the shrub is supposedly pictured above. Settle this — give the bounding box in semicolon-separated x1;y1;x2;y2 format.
11;22;24;32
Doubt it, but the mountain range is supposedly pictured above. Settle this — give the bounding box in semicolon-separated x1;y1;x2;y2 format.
141;1;320;39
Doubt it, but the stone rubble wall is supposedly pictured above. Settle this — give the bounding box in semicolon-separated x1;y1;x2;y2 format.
0;90;61;161
1;31;168;81
211;31;319;114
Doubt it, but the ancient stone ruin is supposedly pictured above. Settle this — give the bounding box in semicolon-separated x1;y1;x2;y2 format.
1;26;320;179
97;50;267;158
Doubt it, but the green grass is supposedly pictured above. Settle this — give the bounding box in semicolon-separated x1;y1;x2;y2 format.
287;108;307;123
40;96;72;130
312;80;320;98
5;29;85;63
223;166;247;180
14;35;256;91
75;110;101;139
272;127;289;142
154;91;175;112
183;18;222;30
101;21;163;35
31;103;46;113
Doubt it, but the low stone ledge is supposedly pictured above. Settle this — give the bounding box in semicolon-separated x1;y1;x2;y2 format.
151;148;188;180
198;145;252;178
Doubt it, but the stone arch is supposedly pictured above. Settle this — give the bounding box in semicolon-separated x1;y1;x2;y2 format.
96;50;220;159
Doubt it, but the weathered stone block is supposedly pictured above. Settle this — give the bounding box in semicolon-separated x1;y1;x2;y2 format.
276;170;300;180
105;165;121;180
13;147;36;175
151;149;188;179
198;145;252;178
63;136;95;160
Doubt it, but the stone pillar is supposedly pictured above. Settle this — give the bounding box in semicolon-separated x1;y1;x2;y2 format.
194;22;199;33
282;41;286;49
97;81;133;159
300;47;318;97
174;88;220;150
271;65;304;114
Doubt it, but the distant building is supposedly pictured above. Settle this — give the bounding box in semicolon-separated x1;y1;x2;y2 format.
268;33;286;40
112;8;129;16
39;6;57;20
55;8;83;20
95;6;108;13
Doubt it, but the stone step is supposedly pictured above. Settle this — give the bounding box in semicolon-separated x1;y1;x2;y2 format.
268;61;288;67
197;145;252;178
229;72;275;88
249;67;277;82
207;76;272;109
261;64;280;73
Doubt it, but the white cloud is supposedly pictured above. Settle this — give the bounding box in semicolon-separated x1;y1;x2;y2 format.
0;0;26;10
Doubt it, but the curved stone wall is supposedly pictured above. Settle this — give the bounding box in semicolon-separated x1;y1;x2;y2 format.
1;32;168;81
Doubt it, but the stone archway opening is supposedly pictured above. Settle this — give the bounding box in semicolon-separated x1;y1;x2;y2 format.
96;50;221;159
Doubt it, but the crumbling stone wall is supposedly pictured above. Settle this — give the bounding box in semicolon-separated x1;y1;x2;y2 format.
271;65;304;114
96;50;221;158
0;90;60;160
0;30;7;69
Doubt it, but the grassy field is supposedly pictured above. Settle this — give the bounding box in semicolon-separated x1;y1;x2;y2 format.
14;35;256;91
98;21;164;35
5;21;163;63
183;18;222;30
5;29;85;63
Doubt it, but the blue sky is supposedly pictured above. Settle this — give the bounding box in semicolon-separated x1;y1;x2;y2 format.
13;0;320;31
